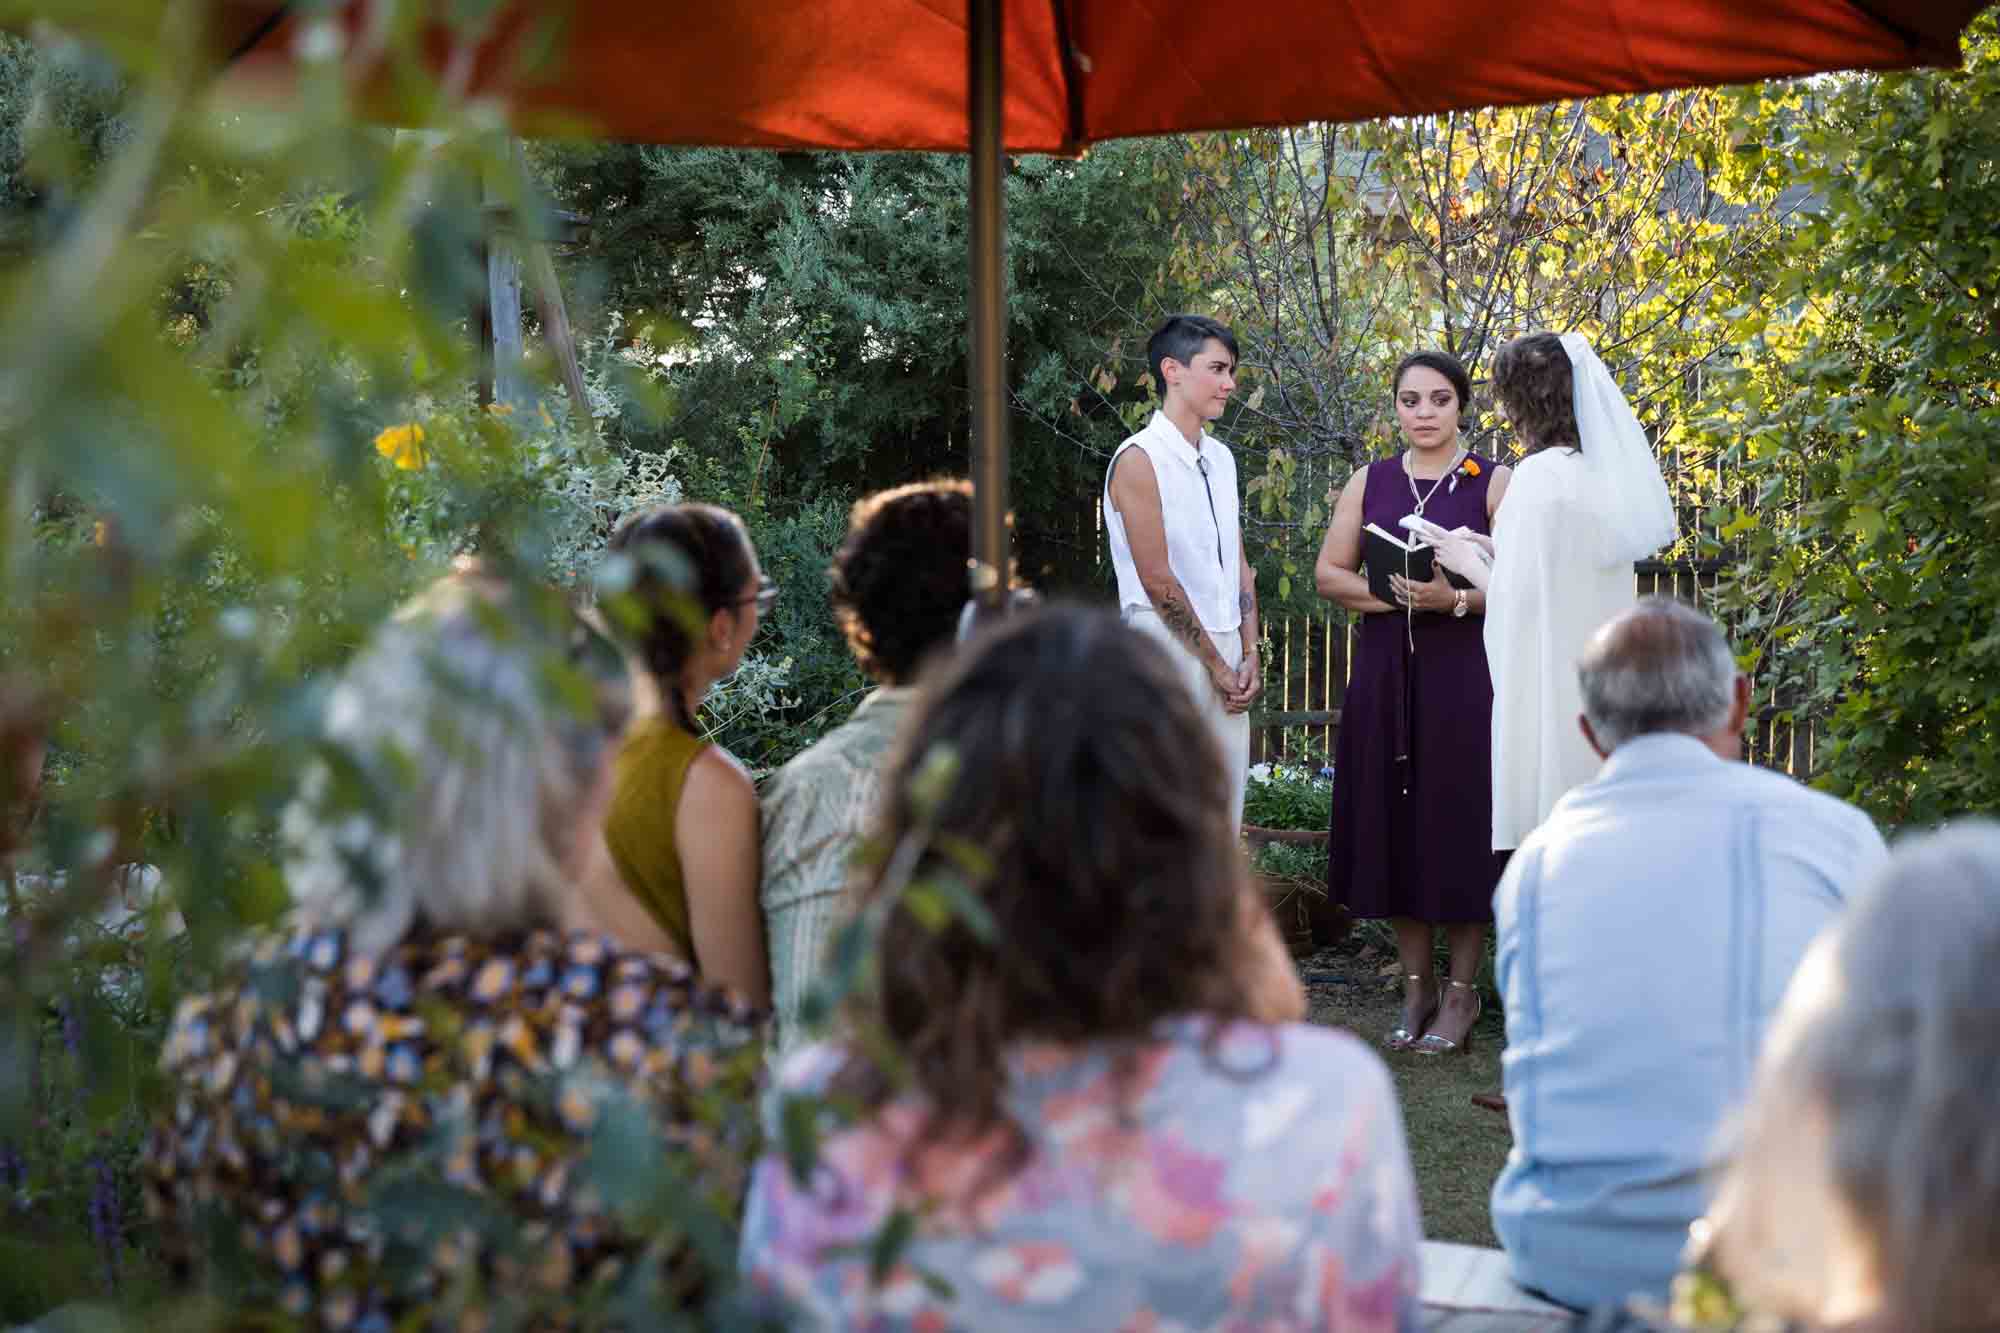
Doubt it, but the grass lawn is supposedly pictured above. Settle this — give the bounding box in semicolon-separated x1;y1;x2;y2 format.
1298;936;1511;1246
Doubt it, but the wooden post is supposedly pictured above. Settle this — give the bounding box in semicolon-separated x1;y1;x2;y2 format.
482;141;531;415
525;239;594;434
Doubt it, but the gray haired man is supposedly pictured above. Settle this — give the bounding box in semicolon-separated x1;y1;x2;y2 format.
1488;597;1887;1311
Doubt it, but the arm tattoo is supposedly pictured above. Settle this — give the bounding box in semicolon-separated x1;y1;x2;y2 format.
1239;588;1255;618
1157;589;1209;656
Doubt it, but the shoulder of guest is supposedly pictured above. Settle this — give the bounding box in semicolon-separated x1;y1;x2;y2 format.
1209;1016;1389;1084
1269;1022;1400;1104
619;713;703;763
762;717;860;815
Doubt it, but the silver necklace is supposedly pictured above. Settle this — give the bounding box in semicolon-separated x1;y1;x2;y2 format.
1403;445;1467;518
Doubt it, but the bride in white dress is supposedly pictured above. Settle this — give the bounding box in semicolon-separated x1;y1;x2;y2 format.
1430;333;1677;850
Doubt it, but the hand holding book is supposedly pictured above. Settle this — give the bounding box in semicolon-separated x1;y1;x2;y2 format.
1362;521;1477;606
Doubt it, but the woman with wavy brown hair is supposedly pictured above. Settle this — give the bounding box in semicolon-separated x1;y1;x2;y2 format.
1479;333;1676;849
738;604;1421;1331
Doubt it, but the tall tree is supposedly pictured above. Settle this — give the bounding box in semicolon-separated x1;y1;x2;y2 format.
534;141;1197;590
1694;15;2000;824
1170;98;1801;611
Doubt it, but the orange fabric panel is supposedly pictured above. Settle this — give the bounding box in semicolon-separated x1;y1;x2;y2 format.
214;0;1981;153
1068;0;1976;143
219;0;1068;151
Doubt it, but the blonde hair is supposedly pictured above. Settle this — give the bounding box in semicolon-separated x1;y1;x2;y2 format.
1705;821;2000;1330
283;574;631;956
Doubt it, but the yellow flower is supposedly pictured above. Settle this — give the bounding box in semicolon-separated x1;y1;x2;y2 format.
373;423;426;470
92;519;108;548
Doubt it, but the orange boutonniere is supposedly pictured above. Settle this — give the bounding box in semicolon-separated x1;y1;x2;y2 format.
1458;458;1481;478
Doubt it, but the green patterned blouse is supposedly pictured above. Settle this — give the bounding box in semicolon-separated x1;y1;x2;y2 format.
143;924;765;1327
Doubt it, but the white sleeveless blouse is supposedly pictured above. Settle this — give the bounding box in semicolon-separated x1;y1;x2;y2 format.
1103;410;1242;635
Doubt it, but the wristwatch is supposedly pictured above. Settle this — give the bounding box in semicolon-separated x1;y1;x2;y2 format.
1452;589;1469;618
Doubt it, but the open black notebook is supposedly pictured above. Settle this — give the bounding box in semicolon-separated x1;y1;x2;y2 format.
1362;522;1474;606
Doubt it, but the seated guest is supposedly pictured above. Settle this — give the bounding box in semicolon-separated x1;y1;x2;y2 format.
760;479;971;1052
142;573;764;1326
1490;597;1887;1310
592;503;772;1007
741;605;1420;1330
1680;821;2000;1333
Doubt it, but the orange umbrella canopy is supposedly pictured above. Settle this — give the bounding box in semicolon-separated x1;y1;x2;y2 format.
218;0;1984;153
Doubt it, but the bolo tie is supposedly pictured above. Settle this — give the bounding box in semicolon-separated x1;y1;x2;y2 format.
1195;452;1225;571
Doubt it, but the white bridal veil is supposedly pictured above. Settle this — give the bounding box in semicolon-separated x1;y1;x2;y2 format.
1559;332;1678;564
1484;333;1678;849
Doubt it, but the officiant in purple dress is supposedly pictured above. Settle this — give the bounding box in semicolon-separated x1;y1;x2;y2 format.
1313;351;1511;1057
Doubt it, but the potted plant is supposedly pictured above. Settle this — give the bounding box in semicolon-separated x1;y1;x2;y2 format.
1250;840;1331;956
1242;761;1332;846
1241;763;1346;949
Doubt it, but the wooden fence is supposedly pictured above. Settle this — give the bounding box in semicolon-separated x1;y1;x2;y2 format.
1250;557;1820;779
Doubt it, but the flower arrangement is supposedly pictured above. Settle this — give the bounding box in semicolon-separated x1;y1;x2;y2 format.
1242;761;1334;831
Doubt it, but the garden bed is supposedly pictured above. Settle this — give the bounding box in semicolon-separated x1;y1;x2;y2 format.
1243;763;1347;949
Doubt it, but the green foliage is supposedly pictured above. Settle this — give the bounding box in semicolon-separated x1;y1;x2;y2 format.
0;17;738;1325
707;496;870;769
1694;15;2000;826
1173;93;1797;620
1240;761;1333;831
535;140;1200;594
0;32;127;240
1250;838;1328;885
530;140;1206;756
0;11;1170;1322
0;926;181;1322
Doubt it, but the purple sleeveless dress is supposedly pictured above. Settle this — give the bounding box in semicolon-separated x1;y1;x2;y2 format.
1328;454;1510;924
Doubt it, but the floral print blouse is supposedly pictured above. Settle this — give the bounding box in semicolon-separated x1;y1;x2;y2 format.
142;924;765;1328
740;1017;1423;1331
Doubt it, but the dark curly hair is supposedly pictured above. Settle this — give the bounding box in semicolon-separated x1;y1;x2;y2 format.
1393;349;1472;421
605;502;755;732
829;480;973;685
833;604;1269;1198
1491;332;1580;455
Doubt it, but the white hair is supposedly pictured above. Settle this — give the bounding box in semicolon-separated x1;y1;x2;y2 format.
1705;820;2000;1329
283;577;629;956
1576;597;1736;751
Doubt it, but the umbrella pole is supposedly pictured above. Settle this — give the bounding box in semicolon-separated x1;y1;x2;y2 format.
966;0;1009;614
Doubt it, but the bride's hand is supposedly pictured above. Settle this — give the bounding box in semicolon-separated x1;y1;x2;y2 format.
1430;529;1493;591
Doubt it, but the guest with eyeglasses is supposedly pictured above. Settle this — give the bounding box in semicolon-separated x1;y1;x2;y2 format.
583;502;773;1007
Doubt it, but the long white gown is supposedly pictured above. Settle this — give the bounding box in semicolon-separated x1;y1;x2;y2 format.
1485;334;1676;850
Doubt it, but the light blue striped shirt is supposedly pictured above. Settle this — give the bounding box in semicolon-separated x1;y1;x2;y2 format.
758;687;912;1054
1490;733;1887;1310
